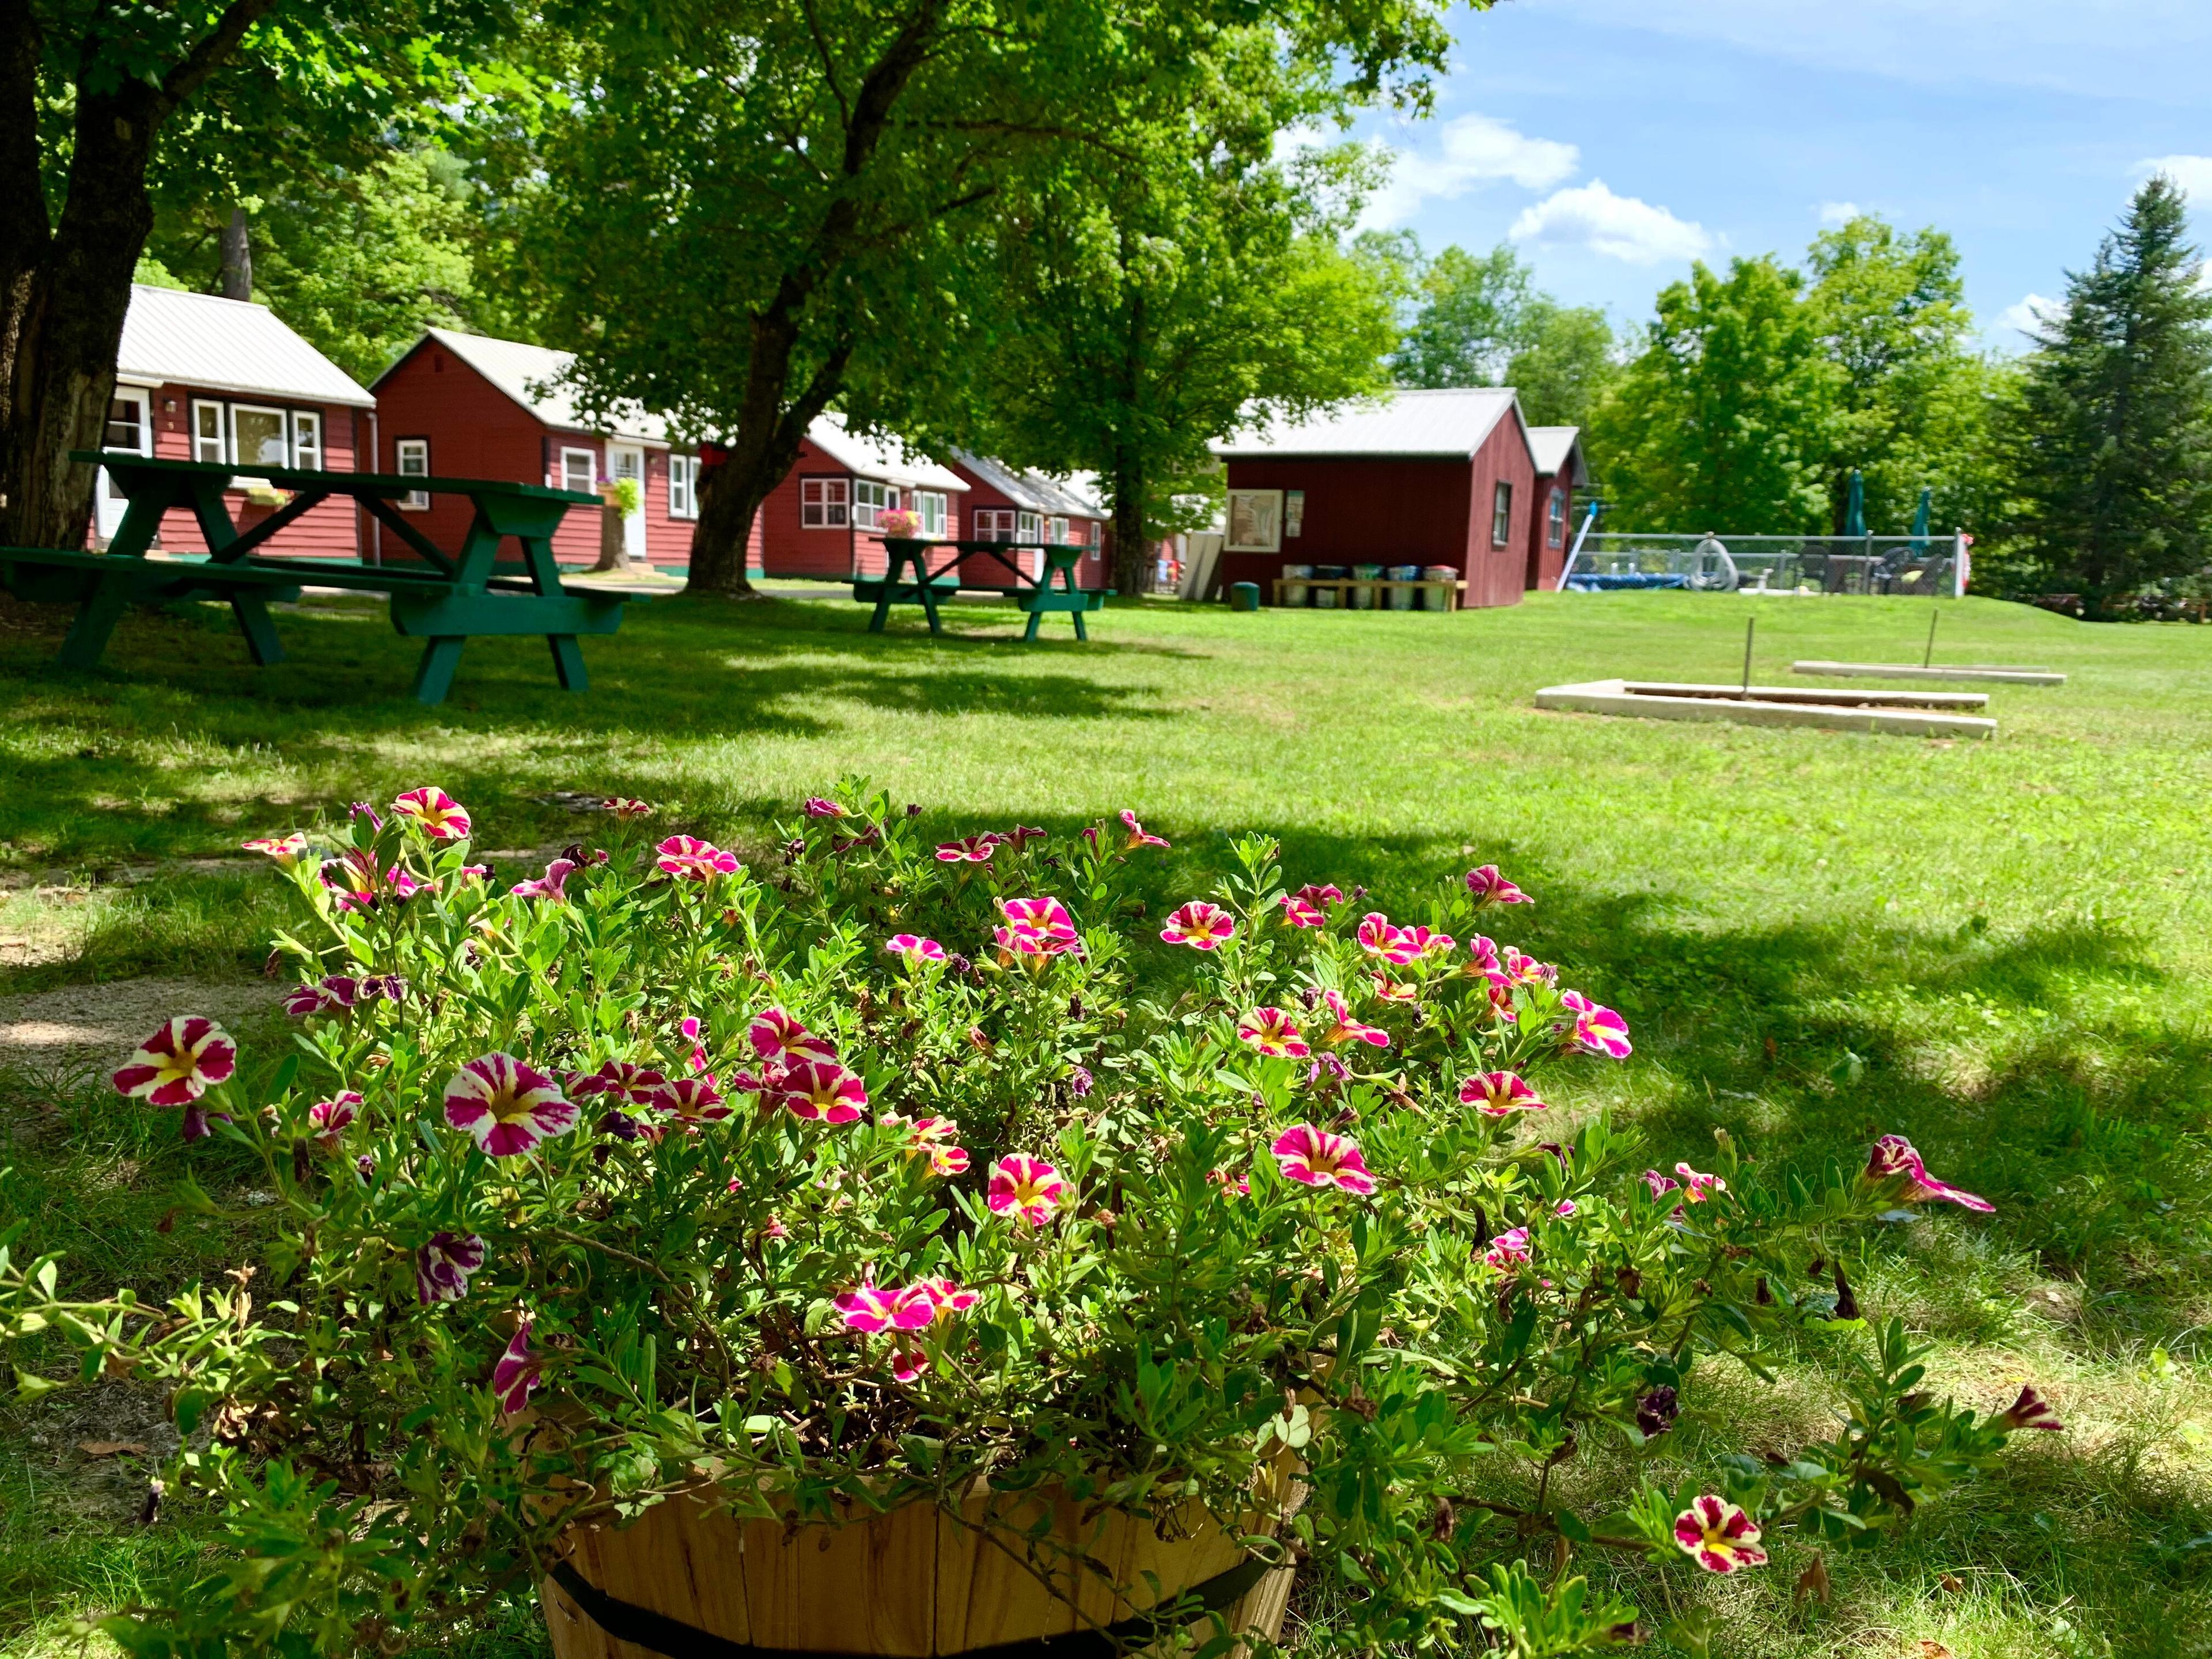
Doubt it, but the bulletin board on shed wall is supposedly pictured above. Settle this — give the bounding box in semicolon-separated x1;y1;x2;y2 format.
1225;489;1283;553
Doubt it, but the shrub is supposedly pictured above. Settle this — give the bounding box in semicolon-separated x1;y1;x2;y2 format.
0;787;2055;1655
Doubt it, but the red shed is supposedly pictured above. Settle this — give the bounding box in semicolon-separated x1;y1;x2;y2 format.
944;452;1108;588
1525;426;1588;592
96;283;374;554
1210;388;1540;609
369;329;743;573
757;415;968;579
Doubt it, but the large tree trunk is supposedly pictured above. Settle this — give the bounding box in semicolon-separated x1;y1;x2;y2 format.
1111;441;1149;601
219;207;253;301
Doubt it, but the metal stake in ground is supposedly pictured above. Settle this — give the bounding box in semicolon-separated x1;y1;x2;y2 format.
1741;616;1755;698
1924;607;1939;668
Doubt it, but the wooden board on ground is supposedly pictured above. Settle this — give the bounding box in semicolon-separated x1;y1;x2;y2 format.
1792;660;2063;685
1534;678;1996;739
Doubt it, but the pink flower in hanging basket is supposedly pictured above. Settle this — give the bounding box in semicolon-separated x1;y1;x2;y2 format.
886;934;947;961
416;1232;487;1305
996;896;1081;956
1278;893;1325;927
652;1075;730;1127
1315;988;1389;1048
1237;1006;1310;1058
1672;1496;1768;1574
1464;865;1531;906
1119;810;1170;850
803;797;847;818
1160;900;1236;949
656;835;740;880
988;1154;1067;1226
1501;946;1556;987
241;831;309;865
1356;912;1421;965
1296;883;1344;911
748;1007;838;1066
836;1279;939;1333
1674;1163;1726;1202
493;1321;541;1416
1270;1124;1377;1195
113;1017;237;1107
511;857;579;902
1560;991;1632;1059
392;786;472;840
282;976;359;1018
935;835;999;863
441;1053;578;1157
306;1091;361;1150
1996;1384;2063;1432
1863;1135;1994;1213
568;1059;669;1106
1459;1071;1546;1116
1483;1226;1533;1268
774;1058;868;1123
1400;924;1456;959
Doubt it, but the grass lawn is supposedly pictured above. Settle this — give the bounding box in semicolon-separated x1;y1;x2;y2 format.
3;586;2211;1657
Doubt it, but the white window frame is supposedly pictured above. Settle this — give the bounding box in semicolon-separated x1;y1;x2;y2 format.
911;490;946;536
395;438;431;510
559;446;598;495
852;478;899;531
1546;487;1567;547
801;476;849;528
1016;510;1041;543
230;403;290;471
1046;516;1068;546
192;400;228;465
669;454;700;520
289;409;322;471
972;507;1014;541
1491;480;1513;547
1225;489;1283;554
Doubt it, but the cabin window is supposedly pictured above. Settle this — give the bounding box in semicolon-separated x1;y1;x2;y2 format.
1546;487;1567;547
559;448;597;495
801;476;849;528
972;508;1015;541
1491;481;1513;547
852;479;899;529
669;454;700;520
233;404;289;469
911;490;947;536
395;438;431;510
1047;516;1067;545
192;401;227;464
1016;510;1041;543
105;395;145;453
289;410;322;471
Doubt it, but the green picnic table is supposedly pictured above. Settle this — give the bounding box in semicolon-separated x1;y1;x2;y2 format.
0;452;641;704
856;537;1109;641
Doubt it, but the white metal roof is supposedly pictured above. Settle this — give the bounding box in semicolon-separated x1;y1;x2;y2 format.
115;285;375;409
1528;426;1588;484
1211;387;1528;461
808;414;968;494
395;328;671;445
950;451;1099;517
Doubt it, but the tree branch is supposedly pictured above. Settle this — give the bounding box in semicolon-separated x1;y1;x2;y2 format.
155;0;283;118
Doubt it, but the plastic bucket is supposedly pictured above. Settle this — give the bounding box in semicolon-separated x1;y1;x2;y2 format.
1281;564;1311;607
1351;565;1382;609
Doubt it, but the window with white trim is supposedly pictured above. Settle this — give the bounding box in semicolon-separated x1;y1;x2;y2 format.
1047;516;1067;545
972;507;1016;541
192;401;227;464
1016;510;1041;543
232;404;289;469
1491;481;1513;547
1546;487;1567;547
396;439;431;510
290;409;322;471
801;476;849;528
911;490;947;536
669;454;700;520
853;479;899;529
559;447;597;495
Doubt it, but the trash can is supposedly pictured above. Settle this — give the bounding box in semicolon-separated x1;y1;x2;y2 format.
1311;565;1347;609
1387;565;1420;610
1229;581;1261;612
1281;563;1312;607
1351;564;1383;608
1423;565;1460;612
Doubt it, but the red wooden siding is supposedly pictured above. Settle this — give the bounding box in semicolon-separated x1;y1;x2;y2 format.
759;438;853;578
142;383;362;558
1524;471;1574;592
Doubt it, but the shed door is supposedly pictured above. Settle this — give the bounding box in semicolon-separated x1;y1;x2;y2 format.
608;444;646;563
95;388;151;543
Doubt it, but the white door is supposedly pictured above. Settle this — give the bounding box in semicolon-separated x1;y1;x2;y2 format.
608;444;646;563
95;387;152;543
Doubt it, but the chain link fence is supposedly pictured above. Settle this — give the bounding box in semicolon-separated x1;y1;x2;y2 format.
1560;532;1966;597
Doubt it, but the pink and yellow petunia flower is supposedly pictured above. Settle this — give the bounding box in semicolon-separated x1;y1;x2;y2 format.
1270;1124;1377;1195
242;831;309;865
1863;1135;1994;1213
1278;893;1325;927
995;896;1081;956
836;1279;941;1333
988;1154;1067;1226
605;797;656;819
886;934;948;962
567;1059;669;1106
392;786;471;840
1370;971;1419;1003
1296;882;1344;911
282;976;359;1019
774;1058;868;1123
1400;924;1456;958
1641;1169;1680;1202
492;1321;541;1416
802;797;847;818
1672;1496;1768;1574
416;1232;486;1304
748;1007;839;1066
441;1054;579;1157
656;835;740;880
1237;1006;1310;1058
1464;865;1532;906
319;849;418;913
652;1076;731;1127
1483;1226;1533;1267
935;835;999;863
113;1017;237;1107
1160;900;1236;950
306;1091;360;1150
1459;1071;1546;1115
1501;946;1556;987
1560;991;1633;1059
1674;1162;1726;1202
1997;1384;2063;1432
886;1114;971;1175
1316;988;1390;1048
1210;1167;1251;1198
917;1277;978;1316
1356;912;1422;965
511;858;578;901
1119;810;1170;850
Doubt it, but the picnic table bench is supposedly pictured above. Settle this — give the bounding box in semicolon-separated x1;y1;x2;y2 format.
0;452;640;704
857;537;1109;640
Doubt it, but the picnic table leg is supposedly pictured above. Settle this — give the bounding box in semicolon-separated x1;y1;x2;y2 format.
412;637;467;705
58;572;135;671
230;592;287;666
547;634;588;690
919;582;945;637
1021;605;1044;643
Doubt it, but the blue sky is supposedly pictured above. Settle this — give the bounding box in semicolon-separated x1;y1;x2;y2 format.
1344;0;2212;349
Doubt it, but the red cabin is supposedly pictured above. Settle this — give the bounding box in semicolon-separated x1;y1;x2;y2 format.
96;283;375;555
757;416;969;579
369;329;733;572
944;452;1108;589
1210;388;1541;608
1525;426;1588;593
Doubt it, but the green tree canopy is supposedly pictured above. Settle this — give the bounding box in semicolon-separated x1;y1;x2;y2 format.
1391;241;1535;389
1504;300;1616;431
1590;256;1841;533
2000;175;2212;603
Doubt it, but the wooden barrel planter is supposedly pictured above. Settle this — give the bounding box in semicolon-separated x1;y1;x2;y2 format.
541;1480;1299;1659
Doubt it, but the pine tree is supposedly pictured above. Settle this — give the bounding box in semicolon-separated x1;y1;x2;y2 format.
2008;176;2212;603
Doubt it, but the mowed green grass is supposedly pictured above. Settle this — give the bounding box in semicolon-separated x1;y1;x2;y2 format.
5;587;2212;1657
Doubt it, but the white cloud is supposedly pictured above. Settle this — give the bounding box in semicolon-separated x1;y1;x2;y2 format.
2141;154;2212;202
1998;293;2057;338
1362;115;1580;228
1819;200;1862;224
1508;180;1713;265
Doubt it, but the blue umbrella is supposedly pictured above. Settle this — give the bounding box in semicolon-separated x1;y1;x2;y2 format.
1844;469;1867;538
